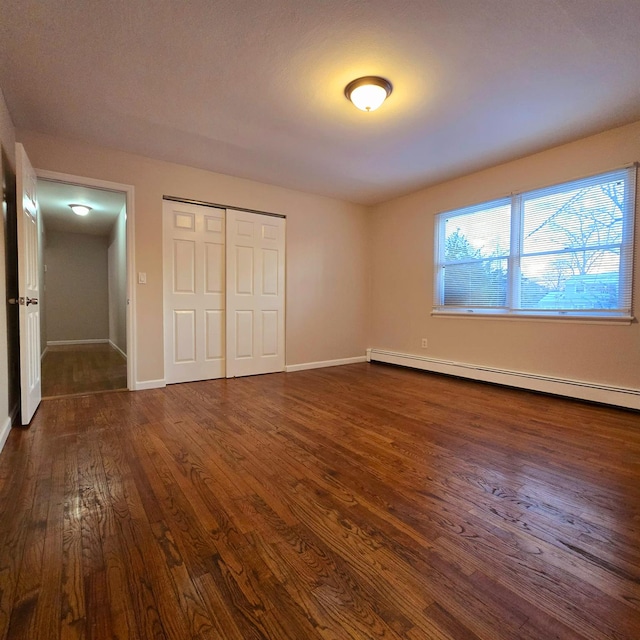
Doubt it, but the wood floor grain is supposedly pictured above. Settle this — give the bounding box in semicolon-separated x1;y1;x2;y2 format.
1;363;639;639
41;344;127;398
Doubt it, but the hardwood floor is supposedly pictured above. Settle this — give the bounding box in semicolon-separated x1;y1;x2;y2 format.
0;362;639;639
41;343;127;398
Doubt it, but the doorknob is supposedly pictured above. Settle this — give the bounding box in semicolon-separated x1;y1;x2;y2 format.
26;297;38;306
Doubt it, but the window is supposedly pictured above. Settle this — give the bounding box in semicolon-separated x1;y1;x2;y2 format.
434;167;636;319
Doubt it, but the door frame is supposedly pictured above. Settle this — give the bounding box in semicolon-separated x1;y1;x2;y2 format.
35;169;136;390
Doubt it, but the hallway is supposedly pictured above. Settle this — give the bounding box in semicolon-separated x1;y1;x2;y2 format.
41;343;126;397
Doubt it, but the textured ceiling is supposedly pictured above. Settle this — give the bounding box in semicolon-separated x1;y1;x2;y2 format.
39;180;125;237
2;0;640;204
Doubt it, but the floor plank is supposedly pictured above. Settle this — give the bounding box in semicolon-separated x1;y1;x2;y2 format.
1;363;639;639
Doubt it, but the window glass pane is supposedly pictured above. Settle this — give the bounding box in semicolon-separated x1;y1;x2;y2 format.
434;167;634;317
523;178;625;255
520;249;620;310
443;258;507;307
444;203;510;261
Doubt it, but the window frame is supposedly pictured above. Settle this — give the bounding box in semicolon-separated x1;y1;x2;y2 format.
433;166;637;321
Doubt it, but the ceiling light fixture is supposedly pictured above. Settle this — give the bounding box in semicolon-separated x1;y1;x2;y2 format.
69;204;92;217
345;76;392;112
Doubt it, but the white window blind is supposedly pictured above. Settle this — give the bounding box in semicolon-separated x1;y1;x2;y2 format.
434;167;636;319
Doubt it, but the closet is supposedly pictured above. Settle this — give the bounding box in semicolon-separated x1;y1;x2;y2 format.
162;199;285;384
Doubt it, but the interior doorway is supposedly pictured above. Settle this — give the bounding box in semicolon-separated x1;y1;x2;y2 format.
37;178;130;397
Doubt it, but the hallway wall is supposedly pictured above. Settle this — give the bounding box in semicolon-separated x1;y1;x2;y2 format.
108;205;127;355
44;231;109;342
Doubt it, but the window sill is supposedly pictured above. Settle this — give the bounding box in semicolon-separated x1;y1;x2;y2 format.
431;310;635;325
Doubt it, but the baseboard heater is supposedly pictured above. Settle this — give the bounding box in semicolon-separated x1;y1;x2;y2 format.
366;348;640;411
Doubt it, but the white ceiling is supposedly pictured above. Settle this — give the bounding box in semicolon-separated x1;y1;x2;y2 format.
2;1;640;204
38;180;125;236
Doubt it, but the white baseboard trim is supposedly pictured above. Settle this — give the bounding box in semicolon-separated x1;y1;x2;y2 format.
0;416;12;456
367;348;640;411
47;339;109;346
109;340;128;360
286;356;367;373
41;346;49;360
133;379;166;391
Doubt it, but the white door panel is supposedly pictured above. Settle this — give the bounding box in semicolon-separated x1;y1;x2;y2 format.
261;310;279;356
173;240;195;292
174;309;196;363
163;201;225;383
16;144;42;424
235;310;254;358
205;310;224;359
226;210;285;377
205;243;224;293
262;249;279;295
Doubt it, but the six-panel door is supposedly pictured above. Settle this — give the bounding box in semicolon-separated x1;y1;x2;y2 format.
163;201;226;383
16;143;42;423
226;210;285;377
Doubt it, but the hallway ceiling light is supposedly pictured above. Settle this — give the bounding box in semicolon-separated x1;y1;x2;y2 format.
345;76;392;112
69;204;92;216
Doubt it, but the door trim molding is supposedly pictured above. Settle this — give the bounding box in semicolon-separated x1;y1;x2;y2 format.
35;169;137;391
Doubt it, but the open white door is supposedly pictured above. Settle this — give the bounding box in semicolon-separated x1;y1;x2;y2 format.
226;209;285;377
15;143;42;424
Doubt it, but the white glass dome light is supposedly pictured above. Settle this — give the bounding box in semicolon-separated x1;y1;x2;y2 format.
69;204;92;217
345;76;392;112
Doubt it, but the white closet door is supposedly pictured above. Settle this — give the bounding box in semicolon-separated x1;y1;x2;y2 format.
163;201;226;383
226;210;285;377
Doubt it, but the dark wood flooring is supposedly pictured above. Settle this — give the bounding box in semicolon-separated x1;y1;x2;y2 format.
41;343;127;398
0;363;639;639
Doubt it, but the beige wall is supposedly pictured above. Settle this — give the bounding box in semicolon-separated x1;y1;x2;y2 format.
108;205;127;354
370;120;640;390
18;130;370;384
44;231;109;342
0;88;16;432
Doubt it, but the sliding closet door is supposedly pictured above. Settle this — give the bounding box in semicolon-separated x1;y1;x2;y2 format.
226;210;285;377
163;201;226;383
